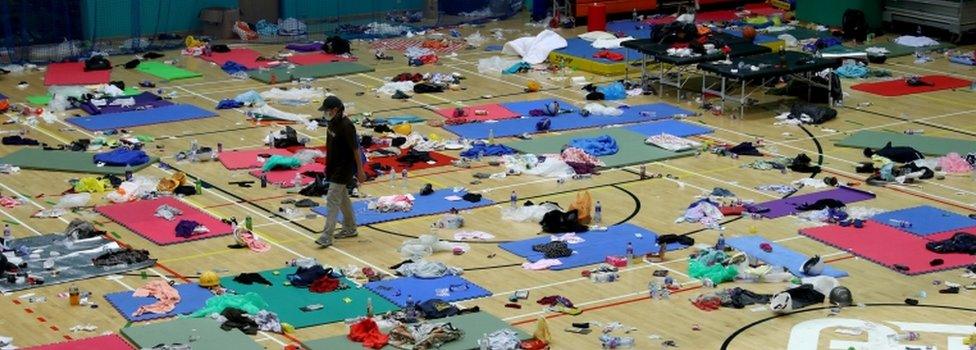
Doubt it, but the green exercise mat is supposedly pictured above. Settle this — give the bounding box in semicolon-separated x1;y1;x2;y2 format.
303;311;531;350
823;41;955;58
122;318;264;350
27;87;141;105
249;62;374;84
220;268;399;328
137;61;202;81
0;149;158;175
835;131;976;156
502;128;694;168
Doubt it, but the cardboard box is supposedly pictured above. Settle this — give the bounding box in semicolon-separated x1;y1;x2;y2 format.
199;7;240;39
239;0;279;24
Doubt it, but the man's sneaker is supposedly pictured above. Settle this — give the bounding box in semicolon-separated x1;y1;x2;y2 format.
335;230;359;239
314;236;333;248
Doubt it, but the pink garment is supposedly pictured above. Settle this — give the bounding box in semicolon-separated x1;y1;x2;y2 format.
560;147;605;167
241;231;271;253
132;280;181;316
522;259;563;270
938;152;973;174
0;196;19;208
371;194;415;212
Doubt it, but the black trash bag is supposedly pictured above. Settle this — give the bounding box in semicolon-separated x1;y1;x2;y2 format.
789;103;837;125
84;56;111;71
323;36;351;54
540;209;588;233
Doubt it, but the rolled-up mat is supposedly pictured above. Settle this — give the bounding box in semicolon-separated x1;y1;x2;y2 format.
800;222;975;275
870;205;976;236
835;130;976;156
249;62;374;84
24;334;133;350
96;197;233;245
122;318;264;350
287;52;358;66
311;188;494;225
750;187;876;219
67;104;217;131
365;275;492;307
104;283;213;322
44;62;111;86
0;148;157;175
498;223;689;270
136;61;202;81
851;75;971;96
303;312;530;350
725;236;848;278
218;268;399;328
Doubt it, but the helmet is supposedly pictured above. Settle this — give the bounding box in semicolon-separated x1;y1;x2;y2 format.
769;292;793;313
198;270;220;288
829;286;854;306
801;255;825;276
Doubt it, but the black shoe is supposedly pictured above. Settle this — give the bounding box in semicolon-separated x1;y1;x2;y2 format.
420;183;434;196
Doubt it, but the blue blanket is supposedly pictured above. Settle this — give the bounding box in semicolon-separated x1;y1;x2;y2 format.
569;135;618;156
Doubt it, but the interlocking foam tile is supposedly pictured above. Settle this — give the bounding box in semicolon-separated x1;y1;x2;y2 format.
870;205;976;236
95;196;233;245
24;334;133;350
365;275;492;307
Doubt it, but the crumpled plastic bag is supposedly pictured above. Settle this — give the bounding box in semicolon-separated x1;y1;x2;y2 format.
583;103;623;116
596;82;627;100
106;176;158;203
399;234;470;260
478;56;523;75
465;31;486;47
292;149;325;164
55;193;91;208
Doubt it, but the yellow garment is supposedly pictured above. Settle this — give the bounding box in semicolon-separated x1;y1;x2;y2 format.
871;155;892;169
533;317;551;343
568;190;593;225
526;80;541;92
392;123;412;135
427;133;442;141
74;177;110;193
185;35;205;48
157;172;188;192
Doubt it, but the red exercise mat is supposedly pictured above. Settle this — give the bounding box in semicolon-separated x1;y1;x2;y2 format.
287;52;358;66
218;148;294;170
851;75;972;96
44;62;111;86
800;222;975;275
199;48;275;70
96;197;233;245
249;162;324;186
435;104;520;123
25;334;133;350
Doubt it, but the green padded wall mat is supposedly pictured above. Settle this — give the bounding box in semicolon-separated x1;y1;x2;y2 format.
502;128;694;168
27;87;141;105
782;28;832;41
0;149;158;175
136;61;202;81
303;311;531;350
835;131;976;156
220;268;399;328
122;318;264;350
796;0;882;29
249;62;375;83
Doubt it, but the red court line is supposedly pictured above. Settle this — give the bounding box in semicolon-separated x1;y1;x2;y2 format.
154;262;191;283
509;285;703;326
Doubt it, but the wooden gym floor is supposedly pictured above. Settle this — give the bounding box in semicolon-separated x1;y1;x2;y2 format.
0;15;974;349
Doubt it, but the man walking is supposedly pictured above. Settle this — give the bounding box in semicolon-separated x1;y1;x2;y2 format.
316;95;365;247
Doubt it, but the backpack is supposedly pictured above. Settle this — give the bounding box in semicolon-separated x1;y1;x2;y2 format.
324;36;350;54
842;9;868;42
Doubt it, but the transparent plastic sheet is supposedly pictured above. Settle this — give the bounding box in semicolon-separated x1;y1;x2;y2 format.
399;234;470;260
292;149;325;164
260;87;327;102
106;176;159;203
477;56;522;75
501;202;561;222
377;81;416;95
55;193;91;209
582;103;623;116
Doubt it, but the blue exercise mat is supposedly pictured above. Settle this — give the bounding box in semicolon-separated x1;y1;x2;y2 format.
624;120;713;137
104;283;213;322
444;103;694;139
364;275;492;307
870;205;976;236
501;98;579;116
725;236;849;278
556;38;644;63
311;189;494;225
67;104;217;131
498;223;689;270
606;20;654;39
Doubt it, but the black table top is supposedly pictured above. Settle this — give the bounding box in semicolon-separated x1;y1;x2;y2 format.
622;33;772;65
697;51;841;80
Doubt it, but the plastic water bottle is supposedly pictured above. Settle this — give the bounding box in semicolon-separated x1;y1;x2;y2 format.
292;172;303;188
715;233;726;251
626;242;634;260
244;216;253;231
594;201;603;226
488;129;494;144
3;224;12;243
510;191;517;208
124;164;133;181
401;168;408;191
632;8;638;21
389;171;397;189
260;173;268;188
195;179;203;194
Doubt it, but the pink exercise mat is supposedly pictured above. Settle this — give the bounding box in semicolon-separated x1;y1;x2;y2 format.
435;104;521;123
249;162;324;186
287;52;358;66
218;148;294;170
25;334;133;350
44;62;111;86
96;197;233;245
800;222;975;275
199;48;276;70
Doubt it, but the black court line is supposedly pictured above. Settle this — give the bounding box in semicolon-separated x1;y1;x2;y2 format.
843;105;976;138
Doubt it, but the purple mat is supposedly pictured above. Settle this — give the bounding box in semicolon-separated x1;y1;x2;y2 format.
286;42;323;52
749;187;876;219
80;92;173;115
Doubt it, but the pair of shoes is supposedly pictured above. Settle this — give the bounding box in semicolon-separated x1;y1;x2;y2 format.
335;230;358;239
314;236;333;248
